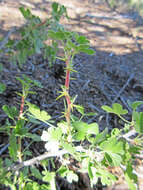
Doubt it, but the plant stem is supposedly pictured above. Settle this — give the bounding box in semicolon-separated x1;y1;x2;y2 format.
118;115;132;125
65;58;72;136
17;95;25;162
18;137;22;162
18;96;25;120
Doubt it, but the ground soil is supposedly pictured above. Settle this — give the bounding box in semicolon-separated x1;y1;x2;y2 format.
0;0;143;189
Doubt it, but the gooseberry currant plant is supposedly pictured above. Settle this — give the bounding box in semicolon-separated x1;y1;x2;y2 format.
0;2;143;190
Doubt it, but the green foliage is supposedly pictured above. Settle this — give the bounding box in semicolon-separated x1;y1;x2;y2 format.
124;163;138;190
5;2;69;66
0;2;142;190
102;103;128;115
2;105;18;121
133;111;143;133
27;102;51;123
72;121;99;141
100;137;125;166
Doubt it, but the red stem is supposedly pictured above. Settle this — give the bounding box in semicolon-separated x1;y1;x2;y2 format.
18;96;25;120
65;69;70;90
64;58;72;135
65;60;70;89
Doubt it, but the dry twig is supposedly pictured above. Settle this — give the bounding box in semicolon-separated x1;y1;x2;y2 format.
7;150;68;171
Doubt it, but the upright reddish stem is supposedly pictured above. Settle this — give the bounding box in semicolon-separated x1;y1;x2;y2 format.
65;59;72;135
18;96;25;120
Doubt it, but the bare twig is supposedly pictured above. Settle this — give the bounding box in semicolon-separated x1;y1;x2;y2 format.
121;129;137;143
99;84;112;103
0;143;9;156
106;84;132;113
112;74;134;103
122;129;136;139
88;103;104;113
8;150;68;171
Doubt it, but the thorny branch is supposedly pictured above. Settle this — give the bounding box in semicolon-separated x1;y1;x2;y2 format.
7;150;68;172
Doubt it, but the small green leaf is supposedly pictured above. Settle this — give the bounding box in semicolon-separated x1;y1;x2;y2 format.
101;105;113;113
14;119;26;135
88;161;93;181
49;127;62;141
112;103;128;115
57;166;68;177
98;168;117;186
74;131;86;141
19;7;31;19
124;163;137;190
93;127;108;145
125;174;137;190
77;44;90;50
72;121;88;133
2;105;18;120
109;153;122;166
87;123;99;135
131;101;143;110
27;102;51;122
24;133;41;141
28;116;41;124
100;137;124;155
24;150;32;156
72;121;98;141
52;2;58;13
48;30;65;41
56;31;65;40
43;171;56;190
76;35;89;44
102;103;128;115
30;166;43;180
111;128;120;136
62;142;76;155
100;138;124;166
16;77;28;87
79;48;95;55
42;171;55;183
133;111;143;133
74;105;84;115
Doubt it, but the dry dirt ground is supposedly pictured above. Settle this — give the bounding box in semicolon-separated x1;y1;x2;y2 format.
0;0;143;189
